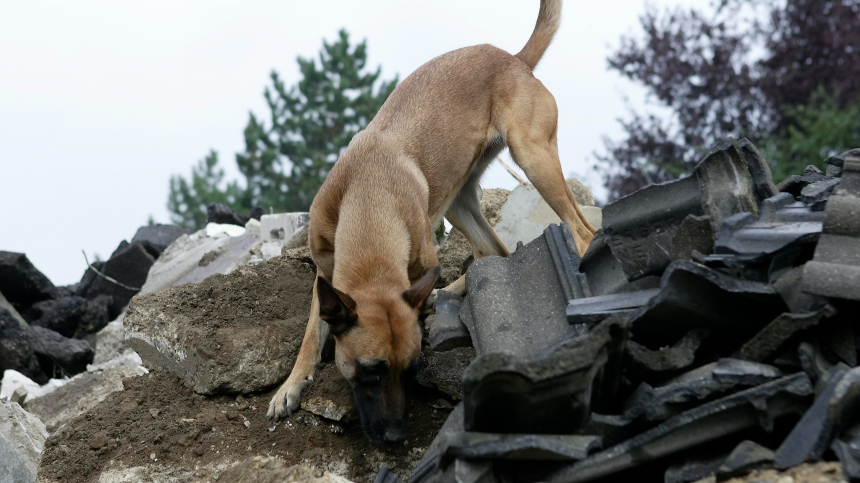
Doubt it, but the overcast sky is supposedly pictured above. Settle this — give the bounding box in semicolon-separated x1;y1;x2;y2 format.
0;0;710;286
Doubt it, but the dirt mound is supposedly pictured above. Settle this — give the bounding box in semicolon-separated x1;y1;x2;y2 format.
125;254;317;394
38;370;451;483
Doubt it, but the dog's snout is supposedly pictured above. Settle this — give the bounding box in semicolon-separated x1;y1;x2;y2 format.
383;424;407;444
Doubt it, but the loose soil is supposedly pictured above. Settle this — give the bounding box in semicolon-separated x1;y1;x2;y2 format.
38;368;452;483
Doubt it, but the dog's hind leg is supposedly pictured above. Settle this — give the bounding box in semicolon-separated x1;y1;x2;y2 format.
506;84;596;256
441;143;510;295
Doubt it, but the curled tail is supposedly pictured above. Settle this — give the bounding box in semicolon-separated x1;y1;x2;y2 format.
516;0;562;71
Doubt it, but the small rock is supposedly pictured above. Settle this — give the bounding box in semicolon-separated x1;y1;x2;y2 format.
0;251;55;309
130;224;188;257
29;326;94;376
0;308;46;383
90;431;110;450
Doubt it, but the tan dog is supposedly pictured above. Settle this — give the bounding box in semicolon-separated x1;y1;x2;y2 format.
267;0;596;443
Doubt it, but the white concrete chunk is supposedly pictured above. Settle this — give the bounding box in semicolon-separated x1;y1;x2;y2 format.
244;218;261;237
495;183;603;253
0;399;48;483
259;213;309;243
204;222;246;238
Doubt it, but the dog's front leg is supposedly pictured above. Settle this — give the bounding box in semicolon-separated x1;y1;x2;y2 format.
267;275;329;420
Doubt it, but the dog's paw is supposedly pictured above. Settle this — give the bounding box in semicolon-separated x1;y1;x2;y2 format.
267;375;312;421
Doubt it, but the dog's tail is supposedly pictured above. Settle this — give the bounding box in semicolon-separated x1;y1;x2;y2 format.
515;0;562;71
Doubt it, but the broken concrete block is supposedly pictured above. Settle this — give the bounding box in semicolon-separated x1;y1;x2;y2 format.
775;366;860;469
716;440;775;479
602;174;703;281
130;224;188;257
579;230;661;297
831;422;860;481
261;241;283;260
284;224;310;250
90;315;134;366
546;374;812;483
206;202;255;227
0;369;40;401
0;399;48;483
244;217;261;237
428;291;472;351
84;241;155;317
825;148;860;178
0;289;28;330
0;251;56;310
622;359;784;423
30;296;88;337
138;230;235;295
204;222;246;238
460;224;584;359
0;370;68;405
260;213;310;243
565;289;659;325
494;182;602;252
443;432;602;461
374;465;403;483
412;403;465;483
669;214;715;261
29;326;94;376
800;152;860;301
463;316;627;434
126;256;315;394
174;233;259;286
0;308;45;383
712;193;825;261
625;329;707;382
629;261;787;348
801;177;841;207
24;364;146;433
299;363;356;422
600;138;774;282
739;307;836;362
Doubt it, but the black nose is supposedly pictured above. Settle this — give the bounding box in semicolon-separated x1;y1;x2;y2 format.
382;422;407;443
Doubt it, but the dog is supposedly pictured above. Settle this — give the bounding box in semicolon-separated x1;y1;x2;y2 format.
267;0;596;443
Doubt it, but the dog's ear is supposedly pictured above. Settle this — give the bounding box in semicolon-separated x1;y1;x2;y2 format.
317;276;358;335
403;266;441;309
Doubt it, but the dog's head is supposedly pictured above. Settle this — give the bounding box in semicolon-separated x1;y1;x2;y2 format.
317;266;440;444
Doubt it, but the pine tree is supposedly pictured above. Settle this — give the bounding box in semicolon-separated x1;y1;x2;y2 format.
168;29;397;229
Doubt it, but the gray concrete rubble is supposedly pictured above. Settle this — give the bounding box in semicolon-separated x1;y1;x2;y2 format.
800;150;860;301
597;138;776;282
0;399;48;483
463;316;627;434
412;140;860;483
458;223;586;359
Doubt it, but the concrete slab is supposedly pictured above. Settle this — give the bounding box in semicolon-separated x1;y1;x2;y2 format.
494;183;602;253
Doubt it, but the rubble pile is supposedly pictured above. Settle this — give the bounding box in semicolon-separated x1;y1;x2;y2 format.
417;141;860;483
2;139;858;483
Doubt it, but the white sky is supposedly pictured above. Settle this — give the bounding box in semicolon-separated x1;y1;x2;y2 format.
0;0;710;286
